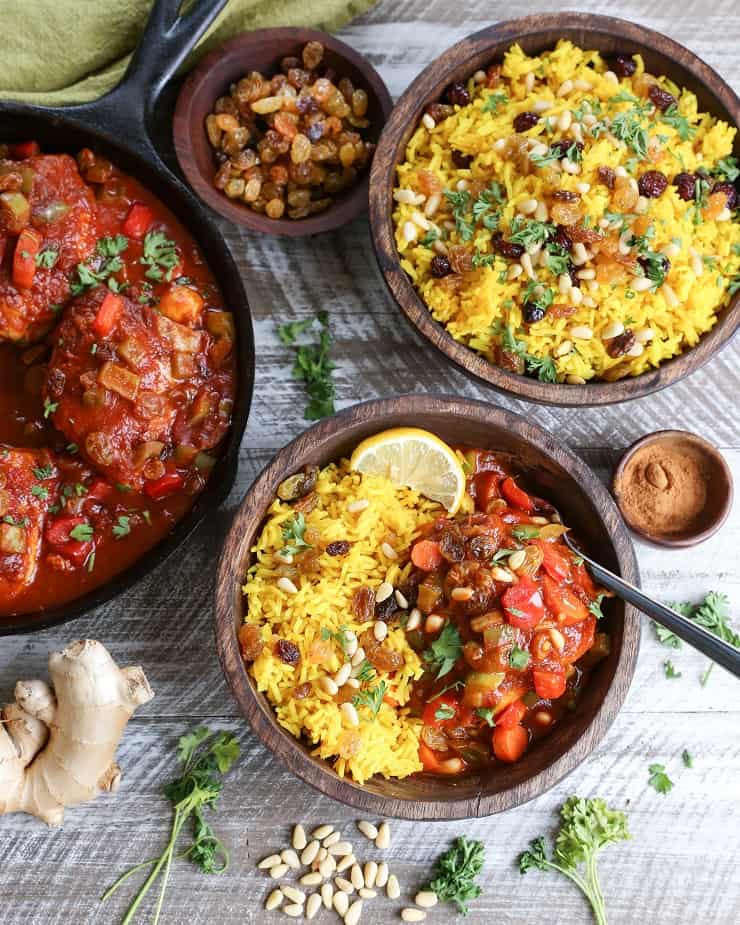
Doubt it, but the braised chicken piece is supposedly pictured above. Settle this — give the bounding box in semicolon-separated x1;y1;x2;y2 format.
0;153;97;343
0;447;59;599
43;285;235;491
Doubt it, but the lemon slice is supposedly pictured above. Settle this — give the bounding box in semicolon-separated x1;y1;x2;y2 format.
350;427;466;513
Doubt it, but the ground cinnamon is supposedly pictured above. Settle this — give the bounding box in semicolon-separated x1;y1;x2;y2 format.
614;436;712;537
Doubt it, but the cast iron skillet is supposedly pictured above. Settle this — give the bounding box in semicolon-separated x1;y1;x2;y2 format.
0;0;255;635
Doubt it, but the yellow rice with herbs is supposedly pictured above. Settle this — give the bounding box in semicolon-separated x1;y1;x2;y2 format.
393;40;740;383
242;461;445;783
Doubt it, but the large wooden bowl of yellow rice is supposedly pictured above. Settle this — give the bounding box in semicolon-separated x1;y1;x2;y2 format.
369;13;740;405
214;395;640;819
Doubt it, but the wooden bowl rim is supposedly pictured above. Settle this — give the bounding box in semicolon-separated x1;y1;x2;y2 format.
368;11;740;407
173;26;393;237
612;428;734;547
214;394;641;819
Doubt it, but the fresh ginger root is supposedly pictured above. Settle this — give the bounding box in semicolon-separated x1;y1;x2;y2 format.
0;639;153;826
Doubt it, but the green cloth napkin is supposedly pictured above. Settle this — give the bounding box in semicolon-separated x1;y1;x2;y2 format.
0;0;375;104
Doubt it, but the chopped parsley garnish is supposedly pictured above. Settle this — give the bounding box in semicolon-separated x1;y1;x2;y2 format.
35;247;59;269
33;464;54;480
69;522;94;542
639;251;669;289
482;92;508;114
689;176;710;225
508;216;555;249
427;836;485;915
472;181;504;231
30;485;49;500
277;318;314;345
43;398;58;418
140;230;179;282
3;515;28;527
706;155;739;182
543;242;570;276
522;279;555;312
434;703;456;721
112;515;131;539
509;645;531;670
588;595;606;619
443;188;474;241
355;659;376;683
492;547;518;563
529;147;562;169
663;659;681;679
648;763;673;795
419;227;441;247
66;443;78;454
610;108;649;159
682;749;693;768
660;104;696;141
511;524;541;541
654;592;738;685
423;623;463;679
116;483;133;493
475;707;496;727
278;311;336;420
280;513;311;556
352;680;387;719
472;251;497;268
71;235;129;295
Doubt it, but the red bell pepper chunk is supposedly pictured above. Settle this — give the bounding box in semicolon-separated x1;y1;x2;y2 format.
122;202;155;240
501;476;533;513
535;539;571;582
533;667;567;700
144;472;184;500
492;724;529;762
502;576;545;630
542;575;590;625
12;228;43;289
92;291;123;338
410;539;443;571
87;479;114;502
496;699;527;730
45;515;93;567
474;471;500;511
9;141;40;159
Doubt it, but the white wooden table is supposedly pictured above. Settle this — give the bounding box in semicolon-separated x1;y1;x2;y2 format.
2;2;739;923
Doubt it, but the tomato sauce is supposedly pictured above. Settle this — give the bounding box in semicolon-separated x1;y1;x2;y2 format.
0;145;236;618
404;448;610;775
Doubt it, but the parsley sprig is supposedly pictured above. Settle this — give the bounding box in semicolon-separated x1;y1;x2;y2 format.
280;513;311;556
352;680;387;719
427;836;485;915
423;623;463;679
653;592;738;684
277;311;336;420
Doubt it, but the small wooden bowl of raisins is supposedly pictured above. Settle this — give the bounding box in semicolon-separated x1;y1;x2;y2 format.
174;28;393;236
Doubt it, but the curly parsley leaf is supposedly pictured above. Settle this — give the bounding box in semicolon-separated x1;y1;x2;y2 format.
352;679;387;719
663;659;681;679
648;763;674;795
482;91;508;114
35;247;59;269
280;513;311;556
140;230;179;282
682;748;693;768
69;522;93;542
423;623;463;679
443;188;475;241
660;104;696;141
112;515;131;539
427;836;485;915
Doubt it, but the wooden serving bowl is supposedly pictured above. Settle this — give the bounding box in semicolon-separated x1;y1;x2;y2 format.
369;13;740;406
173;27;393;237
215;395;640;819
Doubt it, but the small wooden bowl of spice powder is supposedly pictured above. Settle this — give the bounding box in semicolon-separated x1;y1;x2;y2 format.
612;430;733;547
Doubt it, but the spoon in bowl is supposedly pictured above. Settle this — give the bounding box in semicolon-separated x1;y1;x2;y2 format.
561;533;740;681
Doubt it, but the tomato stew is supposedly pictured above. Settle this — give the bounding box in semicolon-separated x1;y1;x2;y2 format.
405;448;610;775
0;143;236;616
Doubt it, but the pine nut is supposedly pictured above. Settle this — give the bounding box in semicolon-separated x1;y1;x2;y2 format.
402;910;427;923
319;857;336;879
413;192;427;205
493;138;506;152
474;69;487;83
330;842;354;857
265;888;284;911
376;581;393;602
415;891;439;908
281;848;300;869
432;239;448;256
422;113;435;130
508;549;527;570
334;664;352;687
570;325;593;339
337;853;355;873
425;614;445;633
345;899;363;925
532;99;551;113
411;210;430;231
351;647;365;666
363;861;378;889
334;892;350;916
598;217;610;228
451;586;474;602
583;113;598;127
402;221;417;243
570;286;583;305
635;195;649;214
424;194;440;217
456;179;468;192
630;276;653;292
662;242;680;259
584;289;598;301
716;207;732;222
341;702;360;727
321;883;334;909
319;676;339;696
558;272;572;294
557;79;574;97
345;678;360;689
534;200;549;222
531;516;549;525
306;893;322;920
258;853;282;869
491;566;516;582
517;198;538;215
525;71;536;92
507;263;523;280
634;327;655;343
387;875;401;900
357;820;378;841
534;709;553;726
395;588;409;608
691;255;704;277
557;109;572;132
373;620;388;641
292;824;307;851
376;862;389;888
277;576;298;594
323;831;341;847
282;886;305;904
520;252;535;278
602;320;625;340
375;822;391;850
614;165;627;179
661;283;679;307
572;242;588;265
318;846;329;862
554;339;573;357
604;70;618;84
406;608;422;631
345;636;358;658
576;181;590;194
566;374;586;385
274;551;293;564
335;877;354;893
301;841;320;866
284;903;303;917
269;863;289;879
311;825;333;840
530;141;549;157
562;158;580;175
359;888;376;899
626;341;644;357
393;189;416;204
576;268;595;280
380;541;397;559
349;864;364;890
347;499;369;513
301;871;324;887
618;232;631;255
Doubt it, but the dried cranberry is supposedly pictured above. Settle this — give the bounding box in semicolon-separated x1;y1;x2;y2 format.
445;81;470;107
639;253;670;276
451;149;473;169
513;111;539;132
326;540;350;556
712;181;737;210
375;593;397;622
492;233;525;259
430;255;453;278
606;330;636;358
648;84;677;112
523;301;546;324
673;172;697;201
611;54;637;78
597;165;616;189
275;638;300;666
638;170;668;198
554;226;573;250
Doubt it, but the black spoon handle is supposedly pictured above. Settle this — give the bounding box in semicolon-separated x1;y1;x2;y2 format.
569;542;740;680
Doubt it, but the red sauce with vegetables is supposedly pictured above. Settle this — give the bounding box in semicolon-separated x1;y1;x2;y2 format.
406;448;610;775
0;143;236;616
